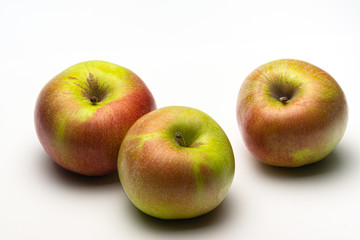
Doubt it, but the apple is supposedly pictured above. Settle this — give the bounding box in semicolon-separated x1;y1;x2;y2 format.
237;59;348;167
118;106;235;219
35;60;156;176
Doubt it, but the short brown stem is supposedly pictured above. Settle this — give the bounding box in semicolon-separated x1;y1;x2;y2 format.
90;96;98;103
175;132;187;147
279;96;289;103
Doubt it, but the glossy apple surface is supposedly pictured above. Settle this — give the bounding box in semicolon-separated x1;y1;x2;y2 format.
35;60;156;176
118;106;235;219
237;59;348;167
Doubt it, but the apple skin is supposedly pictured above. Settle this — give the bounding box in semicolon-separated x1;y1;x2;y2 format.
118;106;235;219
35;60;156;176
237;59;348;167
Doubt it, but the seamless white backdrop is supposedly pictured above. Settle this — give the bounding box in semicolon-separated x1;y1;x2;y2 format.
1;0;360;239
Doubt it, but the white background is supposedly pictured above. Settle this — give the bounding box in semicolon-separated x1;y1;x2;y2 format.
1;0;360;239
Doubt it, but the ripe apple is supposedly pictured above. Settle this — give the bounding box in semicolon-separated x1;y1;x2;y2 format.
237;59;348;167
118;106;235;219
35;60;156;176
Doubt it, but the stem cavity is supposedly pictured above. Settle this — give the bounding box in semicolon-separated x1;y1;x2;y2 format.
74;73;109;105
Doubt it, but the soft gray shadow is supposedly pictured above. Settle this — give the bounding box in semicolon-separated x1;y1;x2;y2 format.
39;150;120;188
253;146;347;179
128;194;237;232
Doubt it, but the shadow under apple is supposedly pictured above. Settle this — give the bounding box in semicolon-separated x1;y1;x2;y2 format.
38;149;121;188
127;194;237;232
253;145;348;179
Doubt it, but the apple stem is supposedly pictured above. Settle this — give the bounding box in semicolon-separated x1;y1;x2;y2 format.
175;132;187;147
90;96;98;103
279;96;289;104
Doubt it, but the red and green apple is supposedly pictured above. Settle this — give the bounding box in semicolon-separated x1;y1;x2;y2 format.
118;106;235;219
237;59;348;167
35;60;156;176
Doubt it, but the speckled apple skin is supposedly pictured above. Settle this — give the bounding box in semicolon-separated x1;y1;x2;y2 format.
35;60;156;176
237;59;348;167
118;106;235;219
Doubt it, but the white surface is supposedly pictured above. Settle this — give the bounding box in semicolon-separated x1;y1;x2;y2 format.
1;0;360;239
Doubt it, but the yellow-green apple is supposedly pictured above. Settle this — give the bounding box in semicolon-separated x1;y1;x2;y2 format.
237;59;348;167
118;106;235;219
34;60;156;176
